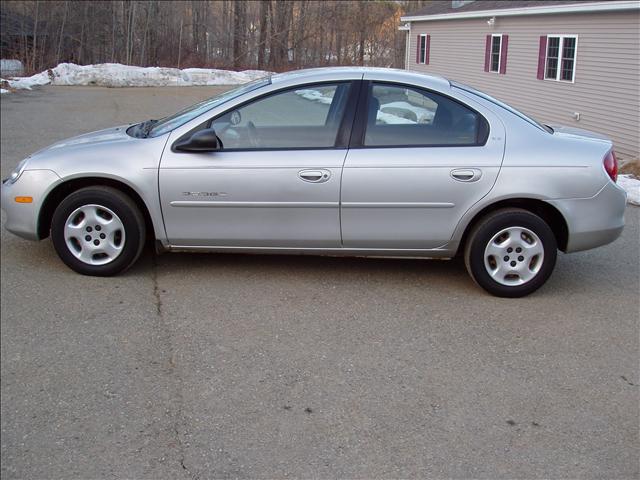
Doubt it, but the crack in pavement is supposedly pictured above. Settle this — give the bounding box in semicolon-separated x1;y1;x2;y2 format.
152;255;199;480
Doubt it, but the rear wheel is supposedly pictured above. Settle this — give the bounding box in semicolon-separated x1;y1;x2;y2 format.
51;186;146;276
464;208;557;297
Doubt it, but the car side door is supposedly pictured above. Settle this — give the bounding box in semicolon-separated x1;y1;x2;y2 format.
158;81;358;248
340;80;505;250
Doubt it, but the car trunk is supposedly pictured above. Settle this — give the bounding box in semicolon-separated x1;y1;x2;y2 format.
549;125;612;145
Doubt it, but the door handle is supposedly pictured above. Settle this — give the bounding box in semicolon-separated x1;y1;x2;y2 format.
299;169;331;183
451;168;482;182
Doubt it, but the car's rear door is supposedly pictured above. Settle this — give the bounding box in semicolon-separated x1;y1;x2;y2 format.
159;81;358;248
340;80;505;249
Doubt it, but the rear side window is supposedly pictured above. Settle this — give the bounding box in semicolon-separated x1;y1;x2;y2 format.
212;82;351;150
364;83;488;147
452;81;552;133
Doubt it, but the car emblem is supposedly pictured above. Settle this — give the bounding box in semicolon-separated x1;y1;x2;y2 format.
181;191;228;197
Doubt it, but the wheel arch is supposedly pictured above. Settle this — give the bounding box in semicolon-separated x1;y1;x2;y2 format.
456;198;569;256
38;176;155;242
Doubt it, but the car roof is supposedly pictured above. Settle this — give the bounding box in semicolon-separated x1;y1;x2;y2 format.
270;66;451;91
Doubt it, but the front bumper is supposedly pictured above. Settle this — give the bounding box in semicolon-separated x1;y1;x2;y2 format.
549;180;627;253
1;169;61;240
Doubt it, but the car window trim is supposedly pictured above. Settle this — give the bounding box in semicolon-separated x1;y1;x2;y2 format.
349;80;490;149
335;79;363;148
349;80;371;149
171;80;360;153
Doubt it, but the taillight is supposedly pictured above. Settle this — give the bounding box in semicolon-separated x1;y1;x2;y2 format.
603;150;618;183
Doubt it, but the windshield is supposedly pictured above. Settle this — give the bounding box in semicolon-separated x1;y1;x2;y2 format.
148;77;271;137
451;81;553;133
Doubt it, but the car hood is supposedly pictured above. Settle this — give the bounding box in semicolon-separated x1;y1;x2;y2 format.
24;124;169;175
33;125;133;155
550;125;612;143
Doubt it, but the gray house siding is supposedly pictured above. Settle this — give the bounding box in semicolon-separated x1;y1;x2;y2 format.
406;11;640;162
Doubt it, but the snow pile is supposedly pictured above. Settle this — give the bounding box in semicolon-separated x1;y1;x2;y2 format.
6;70;51;90
0;77;12;94
618;174;640;206
5;63;272;90
180;68;270;87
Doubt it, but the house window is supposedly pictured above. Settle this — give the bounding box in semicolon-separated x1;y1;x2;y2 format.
419;34;427;64
484;34;508;74
545;35;577;82
490;34;502;72
415;34;430;65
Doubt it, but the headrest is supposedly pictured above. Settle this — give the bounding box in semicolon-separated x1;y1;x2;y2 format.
368;97;380;125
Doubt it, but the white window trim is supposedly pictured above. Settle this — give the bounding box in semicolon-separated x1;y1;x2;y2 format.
419;34;427;64
406;23;411;69
544;34;578;83
489;34;502;73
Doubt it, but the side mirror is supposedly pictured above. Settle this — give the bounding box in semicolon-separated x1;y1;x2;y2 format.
174;128;221;152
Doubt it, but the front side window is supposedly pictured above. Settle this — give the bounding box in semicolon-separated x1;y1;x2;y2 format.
490;34;502;72
545;35;577;82
211;82;351;149
149;77;270;137
363;83;486;147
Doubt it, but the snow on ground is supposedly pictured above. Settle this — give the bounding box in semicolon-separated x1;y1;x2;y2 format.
618;174;640;206
0;88;8;94
4;63;271;90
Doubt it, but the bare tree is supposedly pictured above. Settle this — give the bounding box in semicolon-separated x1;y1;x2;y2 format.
257;0;270;69
232;0;247;68
0;0;424;74
30;0;38;70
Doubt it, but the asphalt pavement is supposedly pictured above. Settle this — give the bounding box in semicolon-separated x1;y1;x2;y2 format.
1;86;638;479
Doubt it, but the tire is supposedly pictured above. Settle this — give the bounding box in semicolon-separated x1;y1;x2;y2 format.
464;208;557;298
51;186;146;276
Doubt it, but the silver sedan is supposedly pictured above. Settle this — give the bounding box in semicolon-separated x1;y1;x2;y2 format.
1;67;627;297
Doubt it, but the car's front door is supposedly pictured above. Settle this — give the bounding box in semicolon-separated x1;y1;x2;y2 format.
340;81;506;249
159;81;355;248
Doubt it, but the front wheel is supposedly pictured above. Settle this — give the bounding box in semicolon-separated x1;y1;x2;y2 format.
464;208;557;297
51;186;146;276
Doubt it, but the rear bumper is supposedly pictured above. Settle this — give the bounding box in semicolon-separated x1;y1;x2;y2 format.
1;170;60;241
549;180;627;253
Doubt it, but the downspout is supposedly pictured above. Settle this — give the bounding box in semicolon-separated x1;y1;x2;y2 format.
406;22;411;70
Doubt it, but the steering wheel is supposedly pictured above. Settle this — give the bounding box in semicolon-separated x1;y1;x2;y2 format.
247;121;259;148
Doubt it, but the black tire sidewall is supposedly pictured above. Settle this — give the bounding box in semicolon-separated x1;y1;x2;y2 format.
51;188;145;276
466;210;557;298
